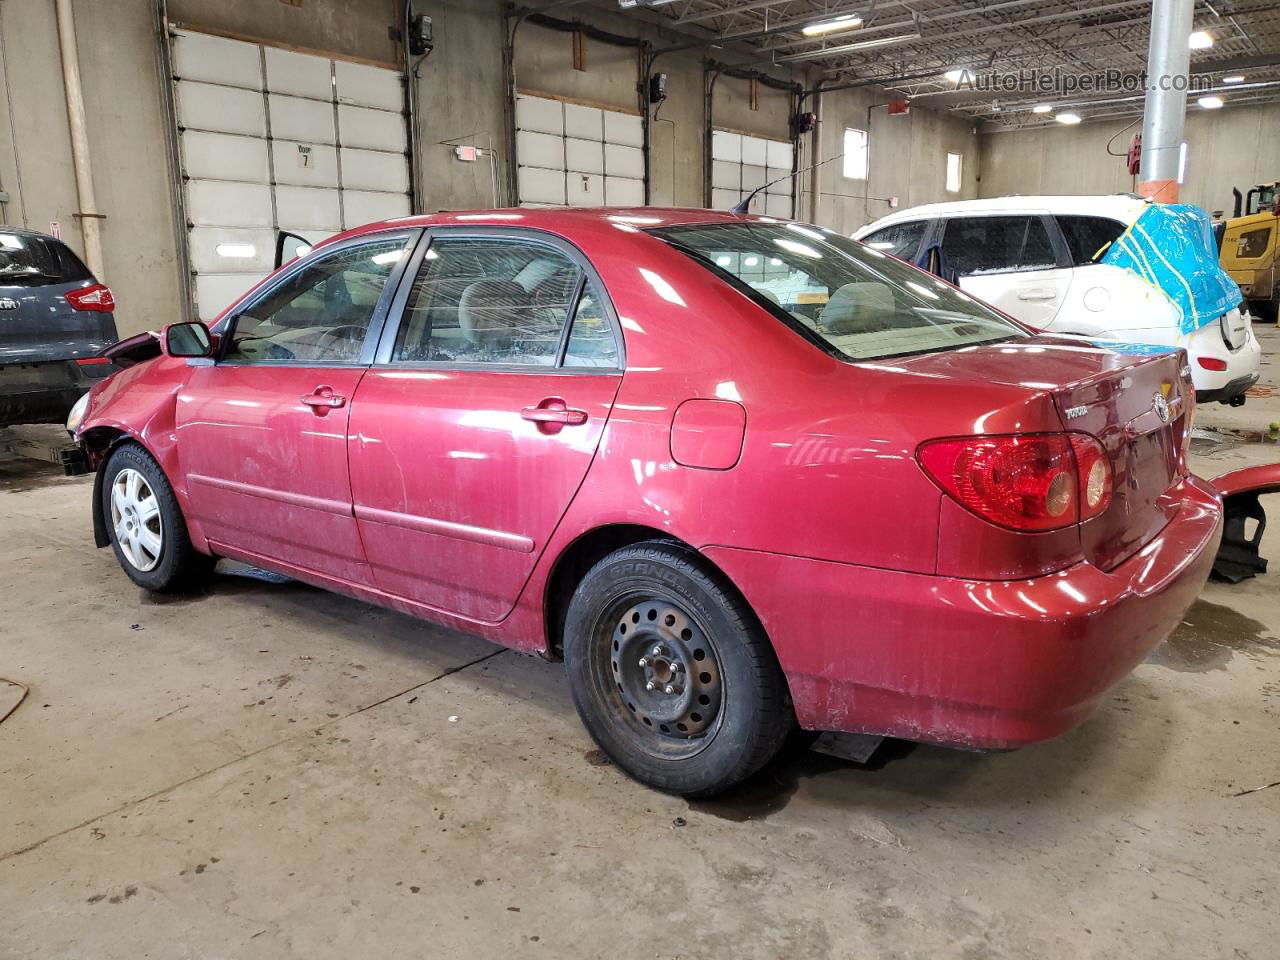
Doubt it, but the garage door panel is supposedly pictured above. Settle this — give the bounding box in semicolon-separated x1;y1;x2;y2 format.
767;140;793;169
335;61;402;111
517;130;564;171
268;94;335;144
274;185;341;232
603;111;642;148
172;31;261;90
765;193;791;218
564;103;603;140
186;180;273;228
742;164;768;192
194;272;268;322
264;47;333;100
565;138;604;175
181;131;269;183
518;167;566;205
566;173;605;206
711;188;740;211
766;167;791;194
516;95;563;136
177;82;265;137
712;130;742;163
272;140;339;187
340;148;409;193
741;136;768;166
604;177;644;207
189;226;276;275
604;143;644;180
712;160;741;191
342;190;410;227
338;104;406;152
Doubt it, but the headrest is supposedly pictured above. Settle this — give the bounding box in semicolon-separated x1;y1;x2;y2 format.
458;279;530;343
820;282;897;336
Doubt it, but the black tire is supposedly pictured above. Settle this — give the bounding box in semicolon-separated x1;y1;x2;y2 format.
563;541;794;797
101;443;214;592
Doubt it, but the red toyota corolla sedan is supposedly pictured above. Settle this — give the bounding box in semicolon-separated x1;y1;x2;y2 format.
69;208;1222;796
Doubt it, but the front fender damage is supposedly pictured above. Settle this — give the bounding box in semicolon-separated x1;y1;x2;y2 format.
1211;463;1280;582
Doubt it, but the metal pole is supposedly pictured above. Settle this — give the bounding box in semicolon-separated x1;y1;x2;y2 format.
1138;0;1194;203
53;0;104;277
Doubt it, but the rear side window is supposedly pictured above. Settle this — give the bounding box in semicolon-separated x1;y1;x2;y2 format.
1236;226;1273;260
941;215;1057;276
1056;215;1127;265
0;232;92;284
859;221;927;260
392;235;616;368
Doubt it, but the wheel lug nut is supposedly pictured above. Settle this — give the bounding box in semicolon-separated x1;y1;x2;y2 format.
664;684;675;695
651;645;663;657
637;657;647;667
672;662;683;672
646;681;656;691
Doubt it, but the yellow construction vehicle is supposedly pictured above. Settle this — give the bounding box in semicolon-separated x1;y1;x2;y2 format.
1221;181;1279;322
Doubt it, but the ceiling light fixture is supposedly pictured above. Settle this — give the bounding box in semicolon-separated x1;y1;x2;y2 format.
1189;30;1214;49
1198;95;1224;109
1032;104;1053;114
802;13;863;36
773;32;921;61
944;68;972;84
1056;112;1082;125
1222;74;1245;84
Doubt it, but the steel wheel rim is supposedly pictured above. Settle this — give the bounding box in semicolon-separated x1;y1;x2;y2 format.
598;593;725;761
110;468;163;572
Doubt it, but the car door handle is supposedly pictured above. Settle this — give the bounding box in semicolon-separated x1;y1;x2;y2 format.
521;398;588;434
1017;288;1058;301
301;386;346;412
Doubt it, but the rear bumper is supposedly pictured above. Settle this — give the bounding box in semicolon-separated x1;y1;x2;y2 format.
0;359;115;426
704;476;1223;749
1196;372;1258;404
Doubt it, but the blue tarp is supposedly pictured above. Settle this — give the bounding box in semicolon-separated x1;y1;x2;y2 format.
1099;203;1242;335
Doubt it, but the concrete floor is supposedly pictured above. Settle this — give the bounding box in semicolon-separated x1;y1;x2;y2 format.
3;335;1279;960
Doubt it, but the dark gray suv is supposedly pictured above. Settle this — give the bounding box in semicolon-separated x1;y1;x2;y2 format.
0;227;118;427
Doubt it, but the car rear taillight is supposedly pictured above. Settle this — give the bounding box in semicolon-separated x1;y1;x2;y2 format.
74;357;112;367
64;283;115;313
1197;356;1228;371
918;433;1112;532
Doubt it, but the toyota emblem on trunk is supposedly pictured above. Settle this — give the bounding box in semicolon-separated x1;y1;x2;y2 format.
0;298;17;311
1152;392;1170;423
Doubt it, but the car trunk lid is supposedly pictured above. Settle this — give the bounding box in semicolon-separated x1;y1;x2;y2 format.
900;335;1187;571
0;279;116;364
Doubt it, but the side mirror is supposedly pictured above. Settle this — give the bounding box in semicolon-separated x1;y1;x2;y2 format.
162;321;213;358
275;231;312;269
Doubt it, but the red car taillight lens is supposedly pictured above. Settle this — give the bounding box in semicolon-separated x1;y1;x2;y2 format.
65;283;115;313
1197;356;1228;371
918;433;1112;532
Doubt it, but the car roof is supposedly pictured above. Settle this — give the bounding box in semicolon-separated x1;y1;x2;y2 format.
320;207;775;249
0;225;65;244
855;195;1150;236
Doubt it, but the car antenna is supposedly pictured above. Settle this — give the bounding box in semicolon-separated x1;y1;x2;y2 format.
729;151;846;217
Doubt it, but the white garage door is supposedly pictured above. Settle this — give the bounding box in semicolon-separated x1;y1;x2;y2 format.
171;29;411;320
515;94;645;208
710;129;794;219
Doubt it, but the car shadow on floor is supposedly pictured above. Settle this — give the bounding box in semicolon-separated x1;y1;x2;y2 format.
137;563;1178;823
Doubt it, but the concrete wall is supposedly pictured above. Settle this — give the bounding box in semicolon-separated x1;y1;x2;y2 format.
978;102;1280;214
0;0;991;338
0;0;182;337
807;86;980;235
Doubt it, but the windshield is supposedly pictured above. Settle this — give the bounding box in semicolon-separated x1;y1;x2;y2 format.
0;232;91;285
651;221;1026;361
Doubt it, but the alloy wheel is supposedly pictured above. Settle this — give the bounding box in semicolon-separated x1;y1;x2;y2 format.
110;468;164;572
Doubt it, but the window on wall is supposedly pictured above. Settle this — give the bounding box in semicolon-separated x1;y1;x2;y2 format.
843;129;868;180
946;153;963;193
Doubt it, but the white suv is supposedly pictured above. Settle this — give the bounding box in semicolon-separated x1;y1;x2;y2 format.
854;195;1260;405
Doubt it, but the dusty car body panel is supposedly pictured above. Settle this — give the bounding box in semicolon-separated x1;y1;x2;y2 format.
76;207;1223;749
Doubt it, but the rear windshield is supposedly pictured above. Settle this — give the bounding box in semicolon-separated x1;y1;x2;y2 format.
651;221;1026;361
0;232;92;285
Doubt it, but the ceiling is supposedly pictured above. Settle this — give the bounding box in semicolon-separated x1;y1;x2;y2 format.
609;0;1280;129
